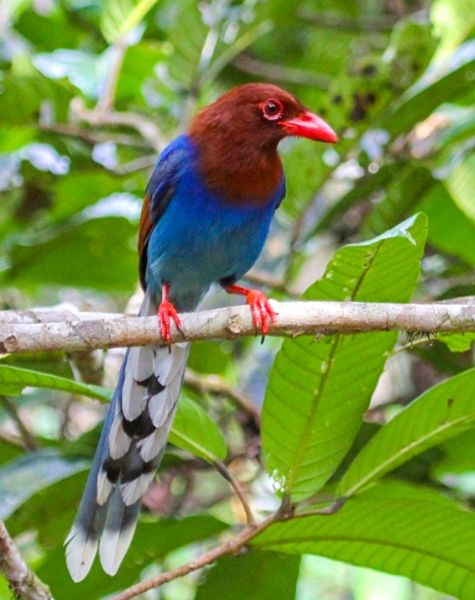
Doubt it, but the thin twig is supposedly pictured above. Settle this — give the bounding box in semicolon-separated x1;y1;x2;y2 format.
298;7;412;31
232;53;330;89
185;369;260;426
0;302;474;354
0;520;51;600
213;461;255;525
0;396;38;450
39;123;149;148
294;497;347;518
113;514;275;600
95;39;128;116
113;154;157;174
0;429;26;448
71;97;165;152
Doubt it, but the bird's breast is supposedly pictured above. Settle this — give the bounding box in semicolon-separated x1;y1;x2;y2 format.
145;167;281;309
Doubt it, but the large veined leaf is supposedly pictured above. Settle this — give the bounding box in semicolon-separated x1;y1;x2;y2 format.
100;0;160;44
0;365;227;463
338;368;475;498
262;214;427;501
196;550;300;600
254;485;475;598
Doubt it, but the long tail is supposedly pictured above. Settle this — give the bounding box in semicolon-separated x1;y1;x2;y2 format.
65;294;188;581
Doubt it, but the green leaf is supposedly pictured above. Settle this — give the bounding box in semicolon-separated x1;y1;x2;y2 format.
37;513;226;599
5;216;138;292
262;214;427;501
361;166;433;237
7;470;88;545
196;550;300;600
0;365;226;463
382;44;475;137
165;0;208;89
419;182;475;266
446;153;475;225
434;429;475;475
338;368;475;498
51;171;131;220
254;485;475;599
311;163;402;237
0;364;111;401
0;439;24;466
438;333;475;353
100;0;160;44
0;451;87;519
431;0;475;60
0;74;72;124
169;395;227;462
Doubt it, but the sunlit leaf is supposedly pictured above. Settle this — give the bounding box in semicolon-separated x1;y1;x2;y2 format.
254;484;475;599
100;0;160;44
262;214;427;501
169;395;228;462
338;368;475;498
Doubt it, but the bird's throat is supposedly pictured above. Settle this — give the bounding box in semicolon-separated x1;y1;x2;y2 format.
191;134;283;205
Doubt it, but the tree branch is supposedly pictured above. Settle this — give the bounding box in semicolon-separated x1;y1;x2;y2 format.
0;302;473;354
112;515;275;600
0;520;51;600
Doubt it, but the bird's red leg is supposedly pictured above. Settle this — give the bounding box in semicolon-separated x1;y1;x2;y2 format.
223;284;277;336
158;283;182;344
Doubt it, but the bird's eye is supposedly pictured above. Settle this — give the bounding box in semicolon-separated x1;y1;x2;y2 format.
261;98;284;121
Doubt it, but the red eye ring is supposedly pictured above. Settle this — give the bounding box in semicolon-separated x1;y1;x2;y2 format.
261;98;284;121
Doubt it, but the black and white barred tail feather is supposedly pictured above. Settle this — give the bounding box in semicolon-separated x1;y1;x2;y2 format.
65;294;188;581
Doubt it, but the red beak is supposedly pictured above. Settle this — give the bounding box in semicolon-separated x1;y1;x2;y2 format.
280;111;338;143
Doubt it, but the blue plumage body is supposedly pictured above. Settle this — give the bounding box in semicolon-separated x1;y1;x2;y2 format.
145;135;285;310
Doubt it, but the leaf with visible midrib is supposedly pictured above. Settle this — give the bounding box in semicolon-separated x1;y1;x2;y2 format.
338;367;475;498
100;0;160;44
0;364;227;463
253;485;475;599
262;214;427;501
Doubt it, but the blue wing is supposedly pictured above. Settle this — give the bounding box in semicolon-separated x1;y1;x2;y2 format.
138;136;191;288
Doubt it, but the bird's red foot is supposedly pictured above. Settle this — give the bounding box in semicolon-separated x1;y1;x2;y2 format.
246;289;277;335
158;284;182;344
223;284;277;336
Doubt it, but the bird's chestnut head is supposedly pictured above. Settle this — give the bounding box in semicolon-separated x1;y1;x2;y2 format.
188;83;337;202
189;83;337;149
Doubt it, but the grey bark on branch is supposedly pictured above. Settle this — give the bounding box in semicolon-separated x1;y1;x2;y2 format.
0;520;51;600
0;301;474;354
